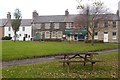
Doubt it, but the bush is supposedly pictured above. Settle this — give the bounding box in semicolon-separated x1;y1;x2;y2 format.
32;39;62;42
85;40;103;43
44;39;62;42
2;36;12;40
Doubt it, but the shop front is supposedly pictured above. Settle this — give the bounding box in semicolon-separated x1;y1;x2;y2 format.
64;28;87;41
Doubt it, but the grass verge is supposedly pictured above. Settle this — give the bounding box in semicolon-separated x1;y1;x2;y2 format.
2;41;118;61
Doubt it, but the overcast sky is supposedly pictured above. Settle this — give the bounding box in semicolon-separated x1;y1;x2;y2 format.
0;0;119;19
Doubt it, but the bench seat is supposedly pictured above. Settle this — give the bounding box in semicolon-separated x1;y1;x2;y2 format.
59;60;104;67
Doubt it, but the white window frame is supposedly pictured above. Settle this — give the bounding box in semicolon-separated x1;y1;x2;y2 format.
54;23;59;29
45;23;50;29
112;32;117;39
66;23;73;29
52;31;56;38
45;31;50;39
94;32;98;40
57;31;62;38
113;21;116;28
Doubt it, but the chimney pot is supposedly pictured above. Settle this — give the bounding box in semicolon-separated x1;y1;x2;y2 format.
32;10;39;18
65;9;69;16
7;12;11;20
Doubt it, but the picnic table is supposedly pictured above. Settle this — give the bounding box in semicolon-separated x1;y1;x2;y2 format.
58;52;104;69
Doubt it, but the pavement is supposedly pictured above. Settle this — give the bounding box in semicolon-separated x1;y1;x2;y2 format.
2;49;119;68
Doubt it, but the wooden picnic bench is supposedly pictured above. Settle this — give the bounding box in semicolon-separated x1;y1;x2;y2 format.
58;52;104;69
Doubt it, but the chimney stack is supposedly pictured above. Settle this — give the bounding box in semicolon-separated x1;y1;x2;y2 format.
65;9;69;16
32;10;39;18
7;12;11;20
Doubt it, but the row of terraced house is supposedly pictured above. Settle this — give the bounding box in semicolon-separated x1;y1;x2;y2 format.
0;3;120;43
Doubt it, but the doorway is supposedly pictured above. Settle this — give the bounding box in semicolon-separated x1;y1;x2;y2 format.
104;32;108;42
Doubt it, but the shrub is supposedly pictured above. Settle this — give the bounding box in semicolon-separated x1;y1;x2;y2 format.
85;40;103;43
2;36;12;40
44;39;62;42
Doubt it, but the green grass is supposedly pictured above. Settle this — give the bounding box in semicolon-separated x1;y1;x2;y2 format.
2;52;118;78
2;41;118;61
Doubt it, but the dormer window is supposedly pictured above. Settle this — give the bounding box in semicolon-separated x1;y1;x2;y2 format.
45;23;50;29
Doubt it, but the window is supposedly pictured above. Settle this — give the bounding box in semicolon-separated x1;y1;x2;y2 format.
19;34;22;36
22;27;25;31
66;23;73;29
54;23;59;29
45;23;50;29
104;21;108;27
24;34;27;38
8;27;11;31
52;31;56;38
45;31;50;38
94;32;98;40
113;21;116;28
57;31;62;38
94;32;98;36
34;24;41;29
112;32;116;39
112;32;116;36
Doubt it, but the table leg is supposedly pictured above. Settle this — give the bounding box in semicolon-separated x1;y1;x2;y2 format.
63;54;69;66
84;54;87;66
63;55;66;66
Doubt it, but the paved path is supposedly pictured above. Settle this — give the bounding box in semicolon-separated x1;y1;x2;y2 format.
2;49;119;68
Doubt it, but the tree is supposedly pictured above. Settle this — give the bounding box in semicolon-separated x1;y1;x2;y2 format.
75;0;110;45
11;9;22;42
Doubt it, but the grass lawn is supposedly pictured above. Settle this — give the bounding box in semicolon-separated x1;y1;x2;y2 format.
2;52;118;78
2;41;118;61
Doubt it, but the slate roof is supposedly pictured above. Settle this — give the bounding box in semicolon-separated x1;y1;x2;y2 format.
33;14;118;23
99;14;119;21
0;14;118;27
0;19;8;27
20;19;32;26
34;15;76;23
0;19;32;27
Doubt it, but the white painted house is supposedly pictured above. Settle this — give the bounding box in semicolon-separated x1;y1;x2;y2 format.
4;19;32;41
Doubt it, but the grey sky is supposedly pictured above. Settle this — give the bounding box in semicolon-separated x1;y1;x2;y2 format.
0;0;119;19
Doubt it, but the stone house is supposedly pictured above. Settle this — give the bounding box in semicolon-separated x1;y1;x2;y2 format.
32;10;87;41
88;14;119;43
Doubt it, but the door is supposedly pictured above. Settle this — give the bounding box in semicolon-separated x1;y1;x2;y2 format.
35;33;40;40
104;32;108;42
